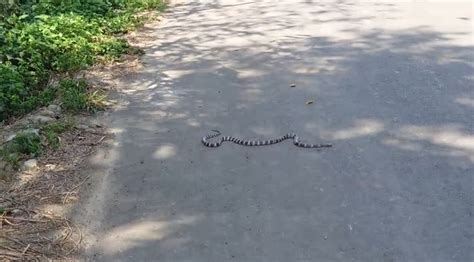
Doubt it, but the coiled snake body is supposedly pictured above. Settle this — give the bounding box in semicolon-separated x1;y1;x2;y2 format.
202;130;332;149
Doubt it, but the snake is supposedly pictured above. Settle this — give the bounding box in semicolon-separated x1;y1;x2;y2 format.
202;130;332;148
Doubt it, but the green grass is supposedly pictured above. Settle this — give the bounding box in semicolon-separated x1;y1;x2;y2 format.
0;117;77;168
13;132;42;156
0;0;166;121
57;78;108;113
42;117;75;148
58;79;90;112
0;131;42;168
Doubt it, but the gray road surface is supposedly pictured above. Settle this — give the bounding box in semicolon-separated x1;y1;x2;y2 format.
76;1;473;261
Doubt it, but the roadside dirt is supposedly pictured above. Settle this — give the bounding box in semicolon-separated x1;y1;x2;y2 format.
0;11;163;261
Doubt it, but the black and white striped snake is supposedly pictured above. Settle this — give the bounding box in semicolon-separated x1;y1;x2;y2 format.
202;130;332;148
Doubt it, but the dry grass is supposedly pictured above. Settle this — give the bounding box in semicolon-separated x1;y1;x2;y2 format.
82;10;161;91
0;128;111;260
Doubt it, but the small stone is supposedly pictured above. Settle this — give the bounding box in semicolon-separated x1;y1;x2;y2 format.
5;134;17;142
86;128;95;133
45;164;56;171
290;84;296;88
95;123;103;128
6;129;40;142
30;115;55;124
39;109;56;118
86;119;100;127
47;104;62;114
22;159;38;171
76;124;89;130
11;209;25;217
20;128;40;136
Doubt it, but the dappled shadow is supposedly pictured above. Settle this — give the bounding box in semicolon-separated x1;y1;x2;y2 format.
75;0;473;261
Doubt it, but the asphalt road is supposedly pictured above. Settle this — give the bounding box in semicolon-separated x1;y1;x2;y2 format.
77;1;473;261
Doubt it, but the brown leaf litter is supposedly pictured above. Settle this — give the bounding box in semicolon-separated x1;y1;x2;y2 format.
0;127;111;260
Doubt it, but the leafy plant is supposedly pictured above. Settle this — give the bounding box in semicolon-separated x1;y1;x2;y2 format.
57;79;107;113
0;150;21;169
1;132;42;166
13;132;42;157
0;0;166;121
0;117;76;167
58;79;89;112
42;118;75;148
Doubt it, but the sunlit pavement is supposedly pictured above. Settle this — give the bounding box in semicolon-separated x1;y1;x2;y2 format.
76;1;473;261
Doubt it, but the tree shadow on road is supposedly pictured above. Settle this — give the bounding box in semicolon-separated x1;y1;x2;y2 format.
75;1;473;261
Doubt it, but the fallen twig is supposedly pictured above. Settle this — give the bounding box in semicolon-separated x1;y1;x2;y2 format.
62;175;90;204
21;243;30;255
1;217;49;223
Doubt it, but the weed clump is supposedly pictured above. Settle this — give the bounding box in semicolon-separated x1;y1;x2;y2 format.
0;0;166;121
